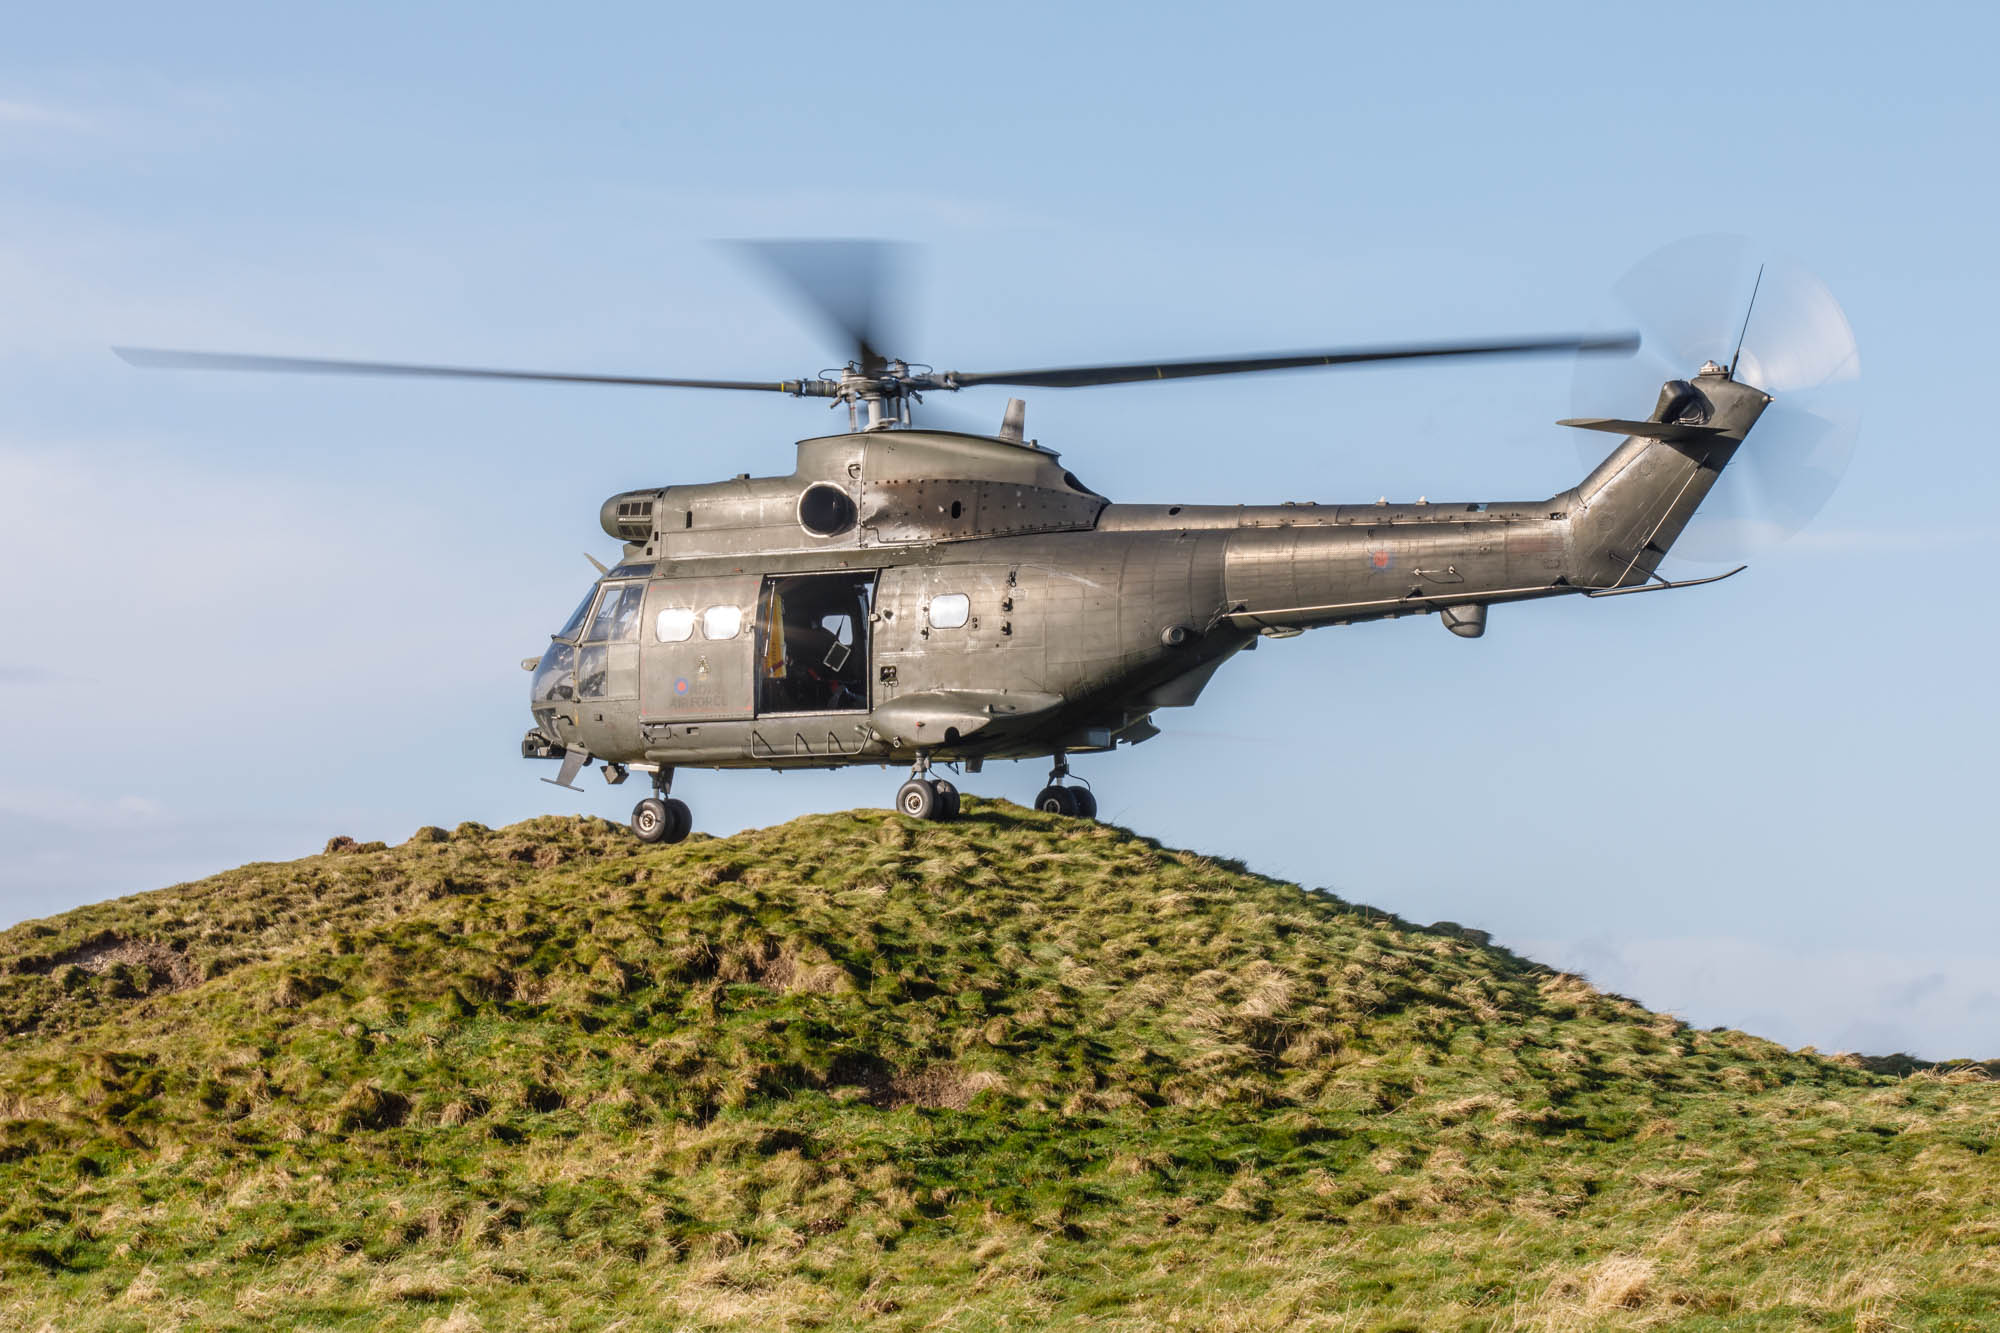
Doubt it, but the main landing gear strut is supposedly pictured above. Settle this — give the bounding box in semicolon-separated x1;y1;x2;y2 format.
1034;753;1097;819
630;767;692;844
888;750;1099;822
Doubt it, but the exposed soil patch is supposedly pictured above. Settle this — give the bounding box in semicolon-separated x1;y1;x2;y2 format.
39;935;199;993
833;1056;1003;1110
750;950;796;990
719;944;848;995
887;1065;1004;1110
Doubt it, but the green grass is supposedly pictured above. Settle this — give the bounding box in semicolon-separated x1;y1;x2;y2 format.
0;800;1994;1330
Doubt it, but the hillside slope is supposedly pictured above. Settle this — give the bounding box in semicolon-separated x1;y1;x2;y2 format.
1;801;1995;1331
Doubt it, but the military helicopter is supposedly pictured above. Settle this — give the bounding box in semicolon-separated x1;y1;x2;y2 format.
118;238;1859;842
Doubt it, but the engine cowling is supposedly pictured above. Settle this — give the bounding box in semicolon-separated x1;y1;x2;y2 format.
600;489;663;542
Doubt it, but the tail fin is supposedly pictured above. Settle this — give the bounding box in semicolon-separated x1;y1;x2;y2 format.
1562;365;1770;586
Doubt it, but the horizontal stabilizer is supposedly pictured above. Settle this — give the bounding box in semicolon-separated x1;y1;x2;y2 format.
1558;417;1731;444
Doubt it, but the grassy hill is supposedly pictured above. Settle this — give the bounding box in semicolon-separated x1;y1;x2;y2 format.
0;801;1995;1331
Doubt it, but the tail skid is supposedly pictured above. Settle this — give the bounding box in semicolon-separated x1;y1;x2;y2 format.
1583;563;1746;598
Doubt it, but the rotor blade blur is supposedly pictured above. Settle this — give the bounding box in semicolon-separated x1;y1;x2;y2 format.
1611;234;1760;370
114;347;809;393
730;239;907;372
1575;236;1862;565
1730;268;1861;395
944;333;1639;390
1743;403;1846;531
1725;261;1862;539
1673;392;1858;562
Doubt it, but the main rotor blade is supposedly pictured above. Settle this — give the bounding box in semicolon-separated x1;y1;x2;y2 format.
729;239;908;372
944;333;1639;390
114;346;813;393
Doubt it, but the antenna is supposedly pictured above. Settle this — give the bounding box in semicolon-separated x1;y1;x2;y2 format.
1728;263;1765;379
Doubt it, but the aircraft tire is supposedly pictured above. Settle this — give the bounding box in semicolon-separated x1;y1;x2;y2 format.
932;780;961;820
1070;787;1098;821
1034;785;1080;817
631;797;672;843
662;798;693;844
896;779;941;820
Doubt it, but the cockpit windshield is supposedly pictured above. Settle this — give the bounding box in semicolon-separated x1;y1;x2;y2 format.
555;586;596;642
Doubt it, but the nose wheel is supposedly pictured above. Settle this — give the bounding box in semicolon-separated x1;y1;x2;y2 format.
631;769;692;844
1033;754;1097;820
893;754;961;821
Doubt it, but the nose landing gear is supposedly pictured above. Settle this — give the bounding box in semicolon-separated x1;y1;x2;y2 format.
1034;753;1097;820
893;752;961;821
631;767;692;844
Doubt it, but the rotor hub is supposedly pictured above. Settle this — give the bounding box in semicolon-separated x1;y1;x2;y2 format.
808;358;952;430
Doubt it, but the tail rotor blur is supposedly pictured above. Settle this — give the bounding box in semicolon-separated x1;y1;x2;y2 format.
1572;235;1861;562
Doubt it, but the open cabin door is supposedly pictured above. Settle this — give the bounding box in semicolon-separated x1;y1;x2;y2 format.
756;571;876;716
639;574;760;722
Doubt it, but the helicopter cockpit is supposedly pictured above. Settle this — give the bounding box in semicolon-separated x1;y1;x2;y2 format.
531;579;646;706
528;588;591;708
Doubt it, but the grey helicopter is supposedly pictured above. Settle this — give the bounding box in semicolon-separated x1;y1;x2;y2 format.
118;238;1859;842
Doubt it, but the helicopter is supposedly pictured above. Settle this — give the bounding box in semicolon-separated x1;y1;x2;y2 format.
117;238;1859;842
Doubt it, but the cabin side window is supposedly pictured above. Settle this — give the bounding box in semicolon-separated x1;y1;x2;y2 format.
655;607;695;642
702;605;743;640
928;592;970;630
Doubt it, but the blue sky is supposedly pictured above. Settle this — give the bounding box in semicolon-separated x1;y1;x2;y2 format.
2;3;1994;1058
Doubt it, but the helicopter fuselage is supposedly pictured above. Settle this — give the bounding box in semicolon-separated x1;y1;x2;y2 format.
536;504;1565;772
527;370;1765;786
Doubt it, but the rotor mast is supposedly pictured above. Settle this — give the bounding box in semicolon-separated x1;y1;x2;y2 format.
793;360;952;432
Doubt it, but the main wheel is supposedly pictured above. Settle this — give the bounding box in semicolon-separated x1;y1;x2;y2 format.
1069;787;1098;821
896;778;941;820
931;779;962;820
662;797;693;844
1034;785;1080;816
631;797;671;842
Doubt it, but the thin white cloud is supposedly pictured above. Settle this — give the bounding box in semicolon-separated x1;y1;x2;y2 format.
0;97;90;132
0;786;166;829
0;665;68;686
1783;526;1990;553
1517;932;2000;1062
0;439;491;724
1656;524;1990;574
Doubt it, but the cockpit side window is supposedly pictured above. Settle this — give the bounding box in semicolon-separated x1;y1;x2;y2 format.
585;583;645;643
555;588;595;642
531;642;577;703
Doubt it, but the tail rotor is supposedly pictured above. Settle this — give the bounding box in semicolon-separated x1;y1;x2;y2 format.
1572;235;1861;562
